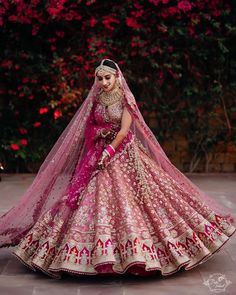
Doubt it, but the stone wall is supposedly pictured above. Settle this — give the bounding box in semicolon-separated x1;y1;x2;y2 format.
161;135;236;173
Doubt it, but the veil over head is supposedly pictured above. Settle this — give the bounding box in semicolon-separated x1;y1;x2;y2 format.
0;58;235;248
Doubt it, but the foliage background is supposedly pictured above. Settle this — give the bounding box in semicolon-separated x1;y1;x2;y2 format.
0;0;236;173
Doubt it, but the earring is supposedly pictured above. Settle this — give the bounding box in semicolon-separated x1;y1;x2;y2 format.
116;80;121;89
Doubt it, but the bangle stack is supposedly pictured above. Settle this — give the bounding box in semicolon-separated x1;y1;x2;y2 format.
104;144;116;157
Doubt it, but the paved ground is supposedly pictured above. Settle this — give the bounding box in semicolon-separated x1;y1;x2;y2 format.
0;173;235;295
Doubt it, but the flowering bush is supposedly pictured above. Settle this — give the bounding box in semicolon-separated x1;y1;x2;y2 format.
0;0;236;172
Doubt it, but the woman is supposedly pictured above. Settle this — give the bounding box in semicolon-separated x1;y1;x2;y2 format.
0;59;235;279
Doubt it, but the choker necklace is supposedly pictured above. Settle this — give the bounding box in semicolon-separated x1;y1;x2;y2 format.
99;86;123;107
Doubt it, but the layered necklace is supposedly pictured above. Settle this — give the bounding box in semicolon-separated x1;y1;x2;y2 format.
98;86;123;107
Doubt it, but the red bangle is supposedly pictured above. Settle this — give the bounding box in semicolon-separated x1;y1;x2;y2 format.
105;144;116;157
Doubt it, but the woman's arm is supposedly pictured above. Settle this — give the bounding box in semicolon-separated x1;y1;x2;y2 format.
97;106;133;170
109;106;133;150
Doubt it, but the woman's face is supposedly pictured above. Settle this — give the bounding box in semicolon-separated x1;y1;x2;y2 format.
96;70;117;92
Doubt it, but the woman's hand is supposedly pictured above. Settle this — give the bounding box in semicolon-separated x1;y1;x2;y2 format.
100;128;110;138
100;128;116;140
105;129;117;140
97;151;110;170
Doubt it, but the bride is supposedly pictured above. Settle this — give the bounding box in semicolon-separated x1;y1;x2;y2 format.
0;58;235;278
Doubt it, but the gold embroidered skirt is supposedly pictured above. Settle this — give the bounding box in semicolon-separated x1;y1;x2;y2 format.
12;136;236;278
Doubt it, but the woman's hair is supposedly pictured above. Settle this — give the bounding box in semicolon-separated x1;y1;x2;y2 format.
102;59;118;71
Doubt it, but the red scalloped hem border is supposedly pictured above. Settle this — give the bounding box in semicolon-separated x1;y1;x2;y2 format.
11;227;236;279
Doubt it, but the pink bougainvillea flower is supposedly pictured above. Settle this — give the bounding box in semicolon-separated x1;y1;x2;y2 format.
149;0;160;6
102;16;120;30
1;59;13;68
33;121;41;128
54;109;62;120
86;0;96;6
150;46;161;54
97;48;106;54
55;31;65;38
160;9;170;19
212;10;221;17
88;15;95;25
117;60;125;65
75;14;82;21
10;143;20;151
131;36;146;48
47;7;60;17
39;107;48;114
8;15;17;22
50;45;57;51
126;17;141;29
205;29;213;36
48;37;56;43
167;6;178;16
31;0;40;6
20;139;28;145
32;25;39;36
41;85;50;91
65;11;80;21
22;77;29;83
159;71;165;79
131;10;144;18
84;62;90;71
65;11;73;21
0;7;6;14
133;2;143;9
19;128;28;135
62;68;69;75
178;0;192;13
58;82;67;90
69;79;74;87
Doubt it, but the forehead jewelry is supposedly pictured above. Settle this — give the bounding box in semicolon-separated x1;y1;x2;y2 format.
95;60;117;76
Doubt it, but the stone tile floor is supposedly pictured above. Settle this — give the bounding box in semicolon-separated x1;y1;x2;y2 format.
0;173;236;295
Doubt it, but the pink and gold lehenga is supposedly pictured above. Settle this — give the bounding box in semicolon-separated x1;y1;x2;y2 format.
0;59;235;279
11;88;236;279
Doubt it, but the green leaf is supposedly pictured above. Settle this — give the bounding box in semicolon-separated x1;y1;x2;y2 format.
218;40;229;54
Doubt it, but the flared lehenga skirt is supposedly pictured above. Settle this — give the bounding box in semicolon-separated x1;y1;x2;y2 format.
12;134;236;278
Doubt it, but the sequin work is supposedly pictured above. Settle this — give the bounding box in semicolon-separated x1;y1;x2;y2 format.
12;92;236;279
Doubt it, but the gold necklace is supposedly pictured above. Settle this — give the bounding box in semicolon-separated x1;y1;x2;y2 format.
98;86;123;107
